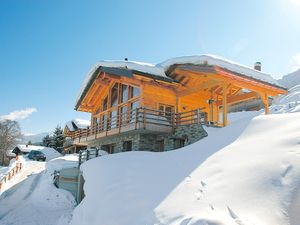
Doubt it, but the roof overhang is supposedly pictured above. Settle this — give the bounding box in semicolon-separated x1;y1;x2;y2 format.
75;66;173;111
166;64;288;96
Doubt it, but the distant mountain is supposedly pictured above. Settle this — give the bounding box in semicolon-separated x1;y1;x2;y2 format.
22;132;49;145
278;69;300;89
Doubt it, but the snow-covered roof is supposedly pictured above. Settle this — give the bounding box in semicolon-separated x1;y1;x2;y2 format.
65;119;90;132
76;60;167;108
159;54;283;88
15;144;46;153
76;55;286;108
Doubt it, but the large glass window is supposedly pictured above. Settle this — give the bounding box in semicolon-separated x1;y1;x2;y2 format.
132;86;140;98
121;84;129;103
101;114;107;131
110;110;118;129
102;96;108;111
131;100;140;110
110;83;119;107
130;101;140;122
96;83;140;132
120;106;128;126
158;104;174;121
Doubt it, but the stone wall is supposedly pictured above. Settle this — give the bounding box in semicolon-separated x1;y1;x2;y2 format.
86;123;207;153
87;132;141;152
173;124;208;145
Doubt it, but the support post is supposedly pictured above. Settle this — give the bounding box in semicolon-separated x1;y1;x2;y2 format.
222;83;228;126
260;93;269;115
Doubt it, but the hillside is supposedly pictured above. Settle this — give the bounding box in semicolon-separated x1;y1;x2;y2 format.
69;86;300;225
22;132;49;144
278;69;300;89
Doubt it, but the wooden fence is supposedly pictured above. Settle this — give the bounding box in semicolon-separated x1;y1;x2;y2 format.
0;162;22;191
78;148;105;166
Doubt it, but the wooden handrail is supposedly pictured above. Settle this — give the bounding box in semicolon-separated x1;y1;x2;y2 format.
72;107;207;140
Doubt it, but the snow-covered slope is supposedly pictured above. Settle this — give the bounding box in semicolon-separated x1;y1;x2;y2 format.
0;156;78;225
69;89;300;225
271;84;300;114
278;69;300;89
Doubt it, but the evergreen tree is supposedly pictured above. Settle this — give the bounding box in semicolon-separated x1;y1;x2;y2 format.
42;134;52;147
52;126;65;153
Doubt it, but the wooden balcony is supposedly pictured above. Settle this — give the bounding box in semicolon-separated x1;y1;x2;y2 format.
72;107;207;144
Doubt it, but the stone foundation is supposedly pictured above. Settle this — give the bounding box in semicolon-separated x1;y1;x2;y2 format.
87;124;208;153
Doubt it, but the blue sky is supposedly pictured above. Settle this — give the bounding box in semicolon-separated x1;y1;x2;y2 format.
1;0;300;134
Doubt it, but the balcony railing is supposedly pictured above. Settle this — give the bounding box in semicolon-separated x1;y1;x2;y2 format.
72;107;207;142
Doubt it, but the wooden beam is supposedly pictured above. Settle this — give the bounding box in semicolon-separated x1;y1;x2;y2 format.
259;93;269;115
216;91;259;106
214;67;287;96
177;80;220;97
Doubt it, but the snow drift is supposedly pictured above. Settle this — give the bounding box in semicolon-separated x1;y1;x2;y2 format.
70;110;300;225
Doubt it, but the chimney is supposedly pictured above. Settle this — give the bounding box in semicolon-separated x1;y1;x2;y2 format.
254;62;261;71
124;58;128;61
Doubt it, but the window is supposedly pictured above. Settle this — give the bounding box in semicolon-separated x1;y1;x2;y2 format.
96;106;101;115
123;141;132;152
101;144;115;154
158;104;174;121
130;101;140;122
120;106;128;125
121;84;129;103
101;114;107;131
110;83;119;107
131;100;140;110
110;110;118;129
102;96;108;111
132;86;140;98
156;140;164;152
174;138;186;149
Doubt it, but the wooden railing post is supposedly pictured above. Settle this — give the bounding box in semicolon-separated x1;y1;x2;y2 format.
143;108;146;129
135;108;139;130
78;151;82;167
86;150;90;161
95;123;98;139
197;108;200;124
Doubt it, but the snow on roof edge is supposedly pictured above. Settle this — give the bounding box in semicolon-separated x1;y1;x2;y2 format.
65;118;90;132
75;60;167;108
75;55;286;109
158;54;285;89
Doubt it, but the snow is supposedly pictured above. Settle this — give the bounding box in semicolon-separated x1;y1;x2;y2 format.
45;154;79;175
0;155;78;225
76;60;166;105
69;111;260;225
159;54;283;88
278;69;300;89
270;84;300;114
76;55;284;107
16;144;61;161
65;119;90;132
69;88;300;225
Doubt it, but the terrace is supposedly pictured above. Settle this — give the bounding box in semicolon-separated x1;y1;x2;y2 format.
71;107;207;144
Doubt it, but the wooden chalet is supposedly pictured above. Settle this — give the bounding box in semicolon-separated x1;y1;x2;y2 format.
63;119;90;153
72;55;287;153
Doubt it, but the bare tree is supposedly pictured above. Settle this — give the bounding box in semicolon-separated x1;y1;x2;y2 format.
0;120;22;165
